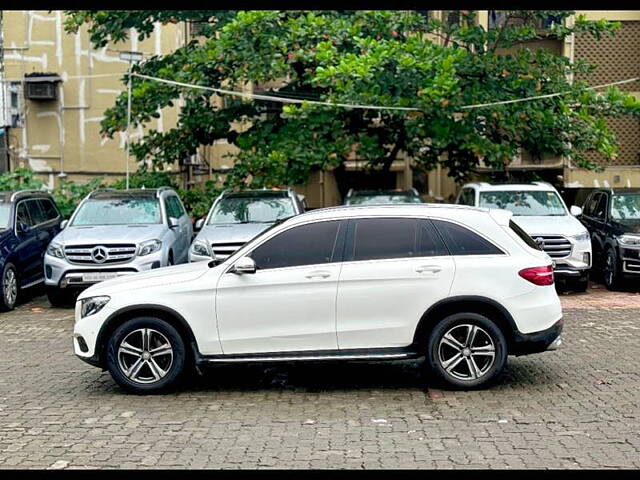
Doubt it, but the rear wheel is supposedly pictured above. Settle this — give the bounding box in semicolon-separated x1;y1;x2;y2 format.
106;317;186;394
427;312;508;389
0;263;19;312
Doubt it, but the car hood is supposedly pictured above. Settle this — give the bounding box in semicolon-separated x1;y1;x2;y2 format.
511;215;586;236
195;223;273;244
53;224;167;246
79;261;211;298
611;219;640;235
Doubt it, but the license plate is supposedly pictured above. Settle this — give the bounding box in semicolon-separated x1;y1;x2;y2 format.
82;272;119;282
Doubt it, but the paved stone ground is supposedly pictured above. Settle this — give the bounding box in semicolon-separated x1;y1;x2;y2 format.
0;282;639;469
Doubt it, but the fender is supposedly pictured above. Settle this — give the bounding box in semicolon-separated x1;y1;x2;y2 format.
95;303;200;366
412;295;519;347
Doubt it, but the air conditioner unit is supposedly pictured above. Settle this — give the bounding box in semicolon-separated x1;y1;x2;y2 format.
24;73;62;101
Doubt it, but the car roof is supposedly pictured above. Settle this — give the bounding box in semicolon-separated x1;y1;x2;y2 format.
348;189;418;196
88;188;170;200
593;188;640;195
462;181;557;192
288;203;499;223
221;189;292;199
0;190;54;202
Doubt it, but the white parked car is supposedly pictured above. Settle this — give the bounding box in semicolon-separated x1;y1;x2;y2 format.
73;204;563;394
456;182;592;292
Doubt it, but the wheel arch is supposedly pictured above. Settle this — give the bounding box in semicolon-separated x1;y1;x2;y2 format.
95;304;199;368
412;296;518;352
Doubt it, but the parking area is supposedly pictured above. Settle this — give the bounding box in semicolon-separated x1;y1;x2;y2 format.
0;284;639;469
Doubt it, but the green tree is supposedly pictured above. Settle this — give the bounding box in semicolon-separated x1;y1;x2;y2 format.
65;10;640;193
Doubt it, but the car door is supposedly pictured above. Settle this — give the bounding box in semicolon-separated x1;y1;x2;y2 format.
336;217;455;350
163;195;182;261
216;219;345;354
13;200;43;285
590;193;609;264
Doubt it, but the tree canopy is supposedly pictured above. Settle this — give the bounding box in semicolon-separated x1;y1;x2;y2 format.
65;10;640;192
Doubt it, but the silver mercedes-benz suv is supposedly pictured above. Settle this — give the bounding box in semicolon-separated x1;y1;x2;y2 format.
189;188;305;263
44;187;192;306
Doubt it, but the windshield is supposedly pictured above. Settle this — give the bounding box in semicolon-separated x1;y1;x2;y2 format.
479;190;566;216
71;198;161;226
611;194;640;220
0;204;11;228
208;197;295;224
346;195;422;205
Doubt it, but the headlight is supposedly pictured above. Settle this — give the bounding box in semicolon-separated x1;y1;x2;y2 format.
47;242;64;258
617;234;640;246
571;231;590;242
191;241;211;257
80;296;110;318
138;239;162;256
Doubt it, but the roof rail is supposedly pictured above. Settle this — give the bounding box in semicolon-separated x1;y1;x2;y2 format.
88;188;116;198
10;189;48;201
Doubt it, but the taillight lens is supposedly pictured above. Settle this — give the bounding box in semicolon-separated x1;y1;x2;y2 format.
518;265;554;286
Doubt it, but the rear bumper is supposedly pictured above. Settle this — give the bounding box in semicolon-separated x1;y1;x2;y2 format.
511;317;564;356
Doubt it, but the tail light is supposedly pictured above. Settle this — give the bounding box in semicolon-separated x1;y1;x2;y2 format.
518;265;554;286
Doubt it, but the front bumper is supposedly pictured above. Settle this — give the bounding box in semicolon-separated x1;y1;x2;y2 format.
45;250;164;289
619;246;640;276
511;317;564;356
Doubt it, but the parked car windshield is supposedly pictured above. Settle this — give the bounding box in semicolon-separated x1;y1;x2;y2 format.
345;195;422;205
479;190;566;216
209;197;295;224
71;198;162;226
610;194;640;220
0;203;11;228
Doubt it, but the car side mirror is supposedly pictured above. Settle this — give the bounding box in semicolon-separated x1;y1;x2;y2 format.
17;222;29;234
195;218;205;231
60;219;68;229
231;256;256;274
570;205;582;217
168;217;179;229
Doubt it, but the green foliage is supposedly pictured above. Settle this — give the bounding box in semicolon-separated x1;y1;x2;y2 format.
0;169;45;191
52;177;108;218
64;10;640;187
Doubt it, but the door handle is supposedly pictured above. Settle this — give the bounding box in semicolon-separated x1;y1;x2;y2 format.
415;265;442;274
305;270;331;279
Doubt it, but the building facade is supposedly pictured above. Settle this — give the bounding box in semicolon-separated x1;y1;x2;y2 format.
1;11;639;206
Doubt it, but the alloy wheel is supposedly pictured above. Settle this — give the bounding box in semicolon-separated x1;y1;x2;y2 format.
117;328;174;384
3;267;17;308
437;324;496;381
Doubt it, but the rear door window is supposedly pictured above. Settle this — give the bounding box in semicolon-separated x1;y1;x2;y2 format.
432;219;504;255
16;201;33;227
349;218;417;261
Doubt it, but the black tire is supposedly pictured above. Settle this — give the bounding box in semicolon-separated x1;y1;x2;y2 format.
427;312;508;390
46;287;74;308
571;277;589;293
0;262;19;312
106;317;187;394
604;248;622;291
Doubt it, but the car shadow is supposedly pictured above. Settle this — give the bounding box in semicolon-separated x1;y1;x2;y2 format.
181;359;430;393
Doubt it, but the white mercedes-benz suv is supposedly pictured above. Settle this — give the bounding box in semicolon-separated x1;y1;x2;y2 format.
73;204;563;394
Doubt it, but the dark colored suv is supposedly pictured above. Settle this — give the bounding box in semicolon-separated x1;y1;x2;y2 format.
579;188;640;290
0;190;63;310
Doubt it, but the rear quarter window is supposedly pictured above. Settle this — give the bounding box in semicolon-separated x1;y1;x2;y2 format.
509;220;541;251
432;219;504;255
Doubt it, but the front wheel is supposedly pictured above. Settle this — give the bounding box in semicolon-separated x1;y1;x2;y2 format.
427;312;508;389
0;263;19;312
604;248;622;291
46;287;75;308
106;317;186;394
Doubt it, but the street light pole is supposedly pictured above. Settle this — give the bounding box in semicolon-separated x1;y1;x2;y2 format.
126;61;132;190
119;51;144;190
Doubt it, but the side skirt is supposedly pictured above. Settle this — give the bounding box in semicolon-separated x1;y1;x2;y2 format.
196;347;422;365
